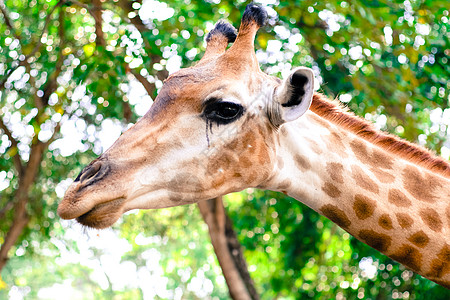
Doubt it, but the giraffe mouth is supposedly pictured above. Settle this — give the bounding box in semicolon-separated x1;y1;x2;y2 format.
75;197;126;229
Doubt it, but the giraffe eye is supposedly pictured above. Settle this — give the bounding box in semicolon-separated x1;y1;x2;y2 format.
203;101;244;125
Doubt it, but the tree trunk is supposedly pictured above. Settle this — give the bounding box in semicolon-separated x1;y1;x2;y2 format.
0;2;65;271
198;197;260;300
92;0;105;47
0;142;46;271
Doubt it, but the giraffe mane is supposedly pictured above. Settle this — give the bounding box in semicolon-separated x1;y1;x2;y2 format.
310;93;450;178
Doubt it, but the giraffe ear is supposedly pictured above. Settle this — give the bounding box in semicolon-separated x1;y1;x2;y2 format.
272;67;314;124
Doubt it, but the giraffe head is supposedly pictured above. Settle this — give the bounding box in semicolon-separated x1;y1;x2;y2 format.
58;4;315;228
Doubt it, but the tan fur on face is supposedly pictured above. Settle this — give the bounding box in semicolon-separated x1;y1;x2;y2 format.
59;47;280;226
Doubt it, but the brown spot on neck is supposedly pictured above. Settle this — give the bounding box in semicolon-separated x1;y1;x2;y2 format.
427;260;450;281
353;194;377;220
390;244;422;272
403;165;437;203
350;140;394;170
304;137;323;155
420;208;443;232
396;213;414;229
294;154;311;171
358;229;391;252
351;165;379;194
378;214;393;230
326;132;348;157
350;139;369;162
322;182;341;198
277;156;284;170
426;245;450;278
371;149;395;169
320;204;351;229
388;189;412;207
277;179;291;190
439;244;450;263
408;231;430;248
326;162;344;183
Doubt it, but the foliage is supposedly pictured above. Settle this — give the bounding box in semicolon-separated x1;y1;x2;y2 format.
0;0;449;299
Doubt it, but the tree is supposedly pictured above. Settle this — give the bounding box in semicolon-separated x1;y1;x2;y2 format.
1;0;449;298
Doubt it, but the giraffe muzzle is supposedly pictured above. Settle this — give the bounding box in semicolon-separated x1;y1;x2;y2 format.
58;159;126;224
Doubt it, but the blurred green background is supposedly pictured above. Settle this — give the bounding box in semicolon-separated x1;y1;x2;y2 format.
1;0;449;299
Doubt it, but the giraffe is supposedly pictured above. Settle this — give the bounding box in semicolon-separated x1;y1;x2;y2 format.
58;5;450;288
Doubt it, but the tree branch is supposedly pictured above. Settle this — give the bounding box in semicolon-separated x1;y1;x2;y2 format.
0;141;45;271
0;108;65;271
36;6;65;109
0;205;29;270
0;0;65;90
296;18;328;30
76;0;134;123
117;0;150;48
224;211;259;299
198;197;259;300
45;121;62;148
0;201;14;220
0;0;13;30
92;0;105;47
68;0;101;24
0;0;20;40
117;0;168;81
0;115;23;174
129;68;156;97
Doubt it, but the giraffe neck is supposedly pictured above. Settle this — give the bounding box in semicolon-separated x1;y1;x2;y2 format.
264;109;450;288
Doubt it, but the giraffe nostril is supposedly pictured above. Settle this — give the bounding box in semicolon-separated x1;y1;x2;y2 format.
75;161;107;184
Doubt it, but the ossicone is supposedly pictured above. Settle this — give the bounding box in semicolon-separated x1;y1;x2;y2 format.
205;20;237;44
199;21;237;62
241;3;268;29
199;4;268;68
